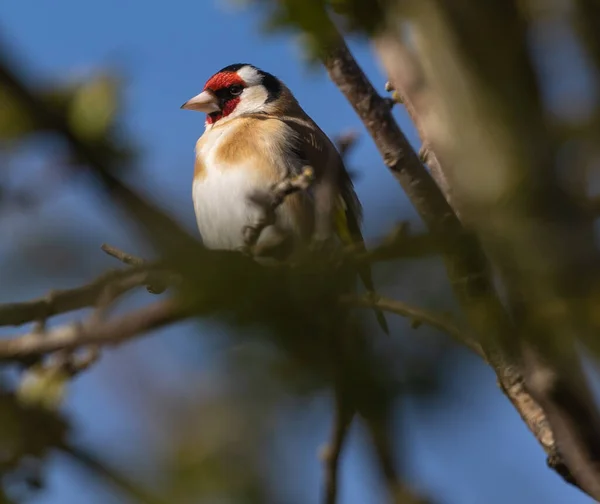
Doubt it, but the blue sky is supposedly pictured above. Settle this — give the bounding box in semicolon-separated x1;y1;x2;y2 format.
0;1;595;503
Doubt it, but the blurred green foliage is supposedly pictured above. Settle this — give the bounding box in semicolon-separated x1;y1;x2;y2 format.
0;385;68;503
0;73;120;144
16;364;70;411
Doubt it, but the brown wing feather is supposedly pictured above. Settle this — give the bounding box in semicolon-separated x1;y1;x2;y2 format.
273;112;389;334
339;170;390;335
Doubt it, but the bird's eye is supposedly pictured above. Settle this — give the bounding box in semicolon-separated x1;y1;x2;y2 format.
229;85;244;96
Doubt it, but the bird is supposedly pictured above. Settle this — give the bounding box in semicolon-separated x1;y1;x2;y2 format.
181;63;388;334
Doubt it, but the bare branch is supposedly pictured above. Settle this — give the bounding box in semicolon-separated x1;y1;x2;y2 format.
322;34;460;237
100;243;146;266
341;294;483;357
362;408;432;504
376;35;454;209
318;17;516;368
316;15;591;494
0;266;155;328
0;41;205;270
0;299;186;360
101;244;172;294
375;30;592;494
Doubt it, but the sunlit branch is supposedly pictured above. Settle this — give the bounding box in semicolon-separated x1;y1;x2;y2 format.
0;299;185;360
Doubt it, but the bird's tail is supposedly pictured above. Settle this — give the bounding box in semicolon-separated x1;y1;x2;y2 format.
333;194;389;335
358;269;390;335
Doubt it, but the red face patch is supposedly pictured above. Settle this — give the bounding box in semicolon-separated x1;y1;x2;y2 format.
204;71;245;92
203;71;246;124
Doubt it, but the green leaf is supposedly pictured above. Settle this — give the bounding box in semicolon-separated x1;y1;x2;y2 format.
16;364;70;411
68;74;120;141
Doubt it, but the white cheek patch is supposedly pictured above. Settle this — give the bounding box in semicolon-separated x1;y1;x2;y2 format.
237;66;262;86
235;85;269;116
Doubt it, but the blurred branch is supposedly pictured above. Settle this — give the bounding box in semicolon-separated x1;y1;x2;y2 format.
0;39;205;270
334;129;361;181
312;11;597;495
573;0;600;82
321;28;461;235
393;1;600;498
353;222;454;263
371;25;584;493
0;244;459;360
100;244;172;294
363;409;432;504
0;265;158;328
374;37;454;210
320;398;353;504
333;129;359;158
586;195;600;217
61;443;170;504
318;15;515;365
342;294;482;357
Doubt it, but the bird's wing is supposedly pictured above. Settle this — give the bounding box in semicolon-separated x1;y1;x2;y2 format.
276;115;389;334
337;171;390;335
277;116;332;177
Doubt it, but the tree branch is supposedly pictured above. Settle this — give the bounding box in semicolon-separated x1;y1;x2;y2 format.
342;294;483;357
316;15;590;494
0;40;206;273
60;443;170;504
374;35;455;211
0;266;157;328
100;244;147;266
377;4;600;498
0;299;186;360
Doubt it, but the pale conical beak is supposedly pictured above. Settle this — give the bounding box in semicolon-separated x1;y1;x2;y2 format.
180;90;221;113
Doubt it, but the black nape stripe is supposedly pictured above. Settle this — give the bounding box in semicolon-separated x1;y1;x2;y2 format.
217;63;282;104
218;63;252;73
260;71;282;104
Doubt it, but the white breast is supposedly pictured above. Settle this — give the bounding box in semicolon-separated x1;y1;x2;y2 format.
192;125;310;253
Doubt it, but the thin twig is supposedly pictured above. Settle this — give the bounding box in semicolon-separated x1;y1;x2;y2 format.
244;166;315;249
100;243;147;266
101;244;174;294
0;266;156;328
341;294;483;358
58;278;127;375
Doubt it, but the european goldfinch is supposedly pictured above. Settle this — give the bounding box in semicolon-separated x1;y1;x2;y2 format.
181;63;388;333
